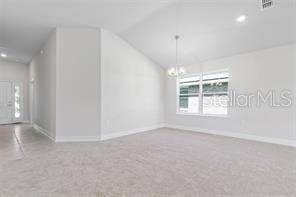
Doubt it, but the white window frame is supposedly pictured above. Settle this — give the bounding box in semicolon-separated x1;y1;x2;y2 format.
176;69;229;117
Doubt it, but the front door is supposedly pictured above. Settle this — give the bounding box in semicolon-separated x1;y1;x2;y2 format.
0;81;13;124
0;81;23;124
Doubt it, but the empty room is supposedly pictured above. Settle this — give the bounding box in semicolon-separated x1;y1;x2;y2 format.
0;0;296;196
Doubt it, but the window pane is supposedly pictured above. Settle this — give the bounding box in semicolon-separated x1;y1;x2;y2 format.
202;72;228;115
179;76;200;95
203;95;228;115
179;95;199;113
180;84;199;94
179;76;200;113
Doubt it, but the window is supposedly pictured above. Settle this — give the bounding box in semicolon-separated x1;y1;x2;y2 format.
177;70;229;116
178;76;200;113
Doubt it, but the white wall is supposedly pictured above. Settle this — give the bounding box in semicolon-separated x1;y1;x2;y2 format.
100;29;164;136
29;26;295;143
30;31;56;138
55;27;101;140
30;27;164;140
165;44;296;141
0;60;30;121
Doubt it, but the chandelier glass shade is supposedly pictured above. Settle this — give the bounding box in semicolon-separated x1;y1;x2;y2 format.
167;66;186;76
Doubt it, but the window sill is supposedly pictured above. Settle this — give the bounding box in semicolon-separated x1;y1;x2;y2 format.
176;112;229;118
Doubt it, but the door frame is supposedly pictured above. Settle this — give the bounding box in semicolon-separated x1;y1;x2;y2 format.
0;80;24;124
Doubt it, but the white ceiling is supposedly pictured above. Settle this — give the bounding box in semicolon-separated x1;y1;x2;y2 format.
122;0;296;67
0;0;295;67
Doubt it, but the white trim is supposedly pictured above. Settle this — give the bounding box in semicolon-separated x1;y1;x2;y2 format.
0;121;14;125
176;112;229;118
100;124;165;141
165;124;296;147
33;124;55;141
55;136;100;142
0;120;29;124
33;124;100;142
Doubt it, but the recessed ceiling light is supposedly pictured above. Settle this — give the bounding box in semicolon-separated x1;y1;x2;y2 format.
1;53;7;58
236;15;246;23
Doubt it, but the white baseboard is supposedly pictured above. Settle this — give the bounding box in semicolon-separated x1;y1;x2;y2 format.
55;123;164;142
0;120;30;125
33;122;295;147
33;124;55;141
55;136;100;142
165;124;296;147
100;124;165;141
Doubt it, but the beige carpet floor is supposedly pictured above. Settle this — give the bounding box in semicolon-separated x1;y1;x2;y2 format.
0;124;296;197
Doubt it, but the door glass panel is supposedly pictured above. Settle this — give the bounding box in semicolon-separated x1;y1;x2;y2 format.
14;85;21;118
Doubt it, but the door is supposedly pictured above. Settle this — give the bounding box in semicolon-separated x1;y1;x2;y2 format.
0;81;23;124
0;82;13;124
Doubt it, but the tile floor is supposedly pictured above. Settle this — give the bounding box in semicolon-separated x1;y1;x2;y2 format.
0;123;52;162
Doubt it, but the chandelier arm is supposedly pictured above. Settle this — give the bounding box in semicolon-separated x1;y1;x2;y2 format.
175;35;179;67
176;36;178;67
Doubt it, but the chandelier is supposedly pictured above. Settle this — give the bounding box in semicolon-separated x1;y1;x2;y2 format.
167;35;186;76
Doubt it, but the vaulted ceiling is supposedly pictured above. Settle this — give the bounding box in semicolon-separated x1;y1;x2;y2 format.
0;0;295;67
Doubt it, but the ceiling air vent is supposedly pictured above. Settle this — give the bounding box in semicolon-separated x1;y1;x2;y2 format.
260;0;275;10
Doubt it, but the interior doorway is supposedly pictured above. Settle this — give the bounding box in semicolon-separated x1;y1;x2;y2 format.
0;81;23;124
